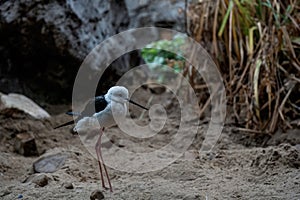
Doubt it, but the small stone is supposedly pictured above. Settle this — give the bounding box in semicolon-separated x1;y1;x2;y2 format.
0;189;11;197
90;189;104;200
0;93;50;119
31;174;49;187
14;132;38;156
63;182;74;189
33;153;67;173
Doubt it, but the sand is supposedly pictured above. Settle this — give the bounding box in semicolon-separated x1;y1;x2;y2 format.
0;103;299;200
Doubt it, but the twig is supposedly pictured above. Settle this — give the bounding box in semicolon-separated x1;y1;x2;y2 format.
278;84;295;129
234;127;267;134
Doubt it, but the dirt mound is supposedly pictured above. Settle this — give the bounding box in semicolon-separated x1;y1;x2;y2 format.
0;109;299;199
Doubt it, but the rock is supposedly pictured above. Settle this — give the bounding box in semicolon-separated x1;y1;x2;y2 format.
33;153;67;173
0;189;11;197
63;182;74;189
14;132;38;156
90;189;104;200
0;0;129;103
125;0;185;30
31;174;49;187
183;194;205;200
0;0;185;103
0;93;50;119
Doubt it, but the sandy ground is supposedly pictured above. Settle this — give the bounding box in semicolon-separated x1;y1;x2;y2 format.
0;98;299;200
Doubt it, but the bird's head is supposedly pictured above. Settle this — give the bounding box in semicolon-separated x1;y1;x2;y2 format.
105;86;129;103
105;86;148;110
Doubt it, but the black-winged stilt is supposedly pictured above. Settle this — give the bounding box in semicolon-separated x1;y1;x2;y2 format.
55;86;148;192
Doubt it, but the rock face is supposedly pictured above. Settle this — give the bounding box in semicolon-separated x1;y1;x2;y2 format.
0;0;129;103
0;0;185;103
125;0;185;30
0;93;50;119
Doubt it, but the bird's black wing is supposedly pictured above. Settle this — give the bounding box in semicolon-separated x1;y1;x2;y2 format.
54;96;107;129
79;95;108;118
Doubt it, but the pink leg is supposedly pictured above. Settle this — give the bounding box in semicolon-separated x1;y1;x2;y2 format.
99;143;113;192
95;127;113;192
95;128;108;190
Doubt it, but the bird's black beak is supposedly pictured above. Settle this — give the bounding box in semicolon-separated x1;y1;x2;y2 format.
128;99;148;110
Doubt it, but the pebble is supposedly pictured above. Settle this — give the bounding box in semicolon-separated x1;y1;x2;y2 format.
183;194;204;200
90;189;104;200
63;182;74;189
14;132;38;156
0;189;11;197
31;174;49;187
33;153;67;173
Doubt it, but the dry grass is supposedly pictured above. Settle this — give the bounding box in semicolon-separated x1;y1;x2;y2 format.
187;0;300;134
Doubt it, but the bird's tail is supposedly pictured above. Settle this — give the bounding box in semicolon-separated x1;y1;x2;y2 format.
54;120;75;129
54;111;81;129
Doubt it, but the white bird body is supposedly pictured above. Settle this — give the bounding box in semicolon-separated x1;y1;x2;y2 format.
93;101;127;128
93;86;128;128
55;86;148;192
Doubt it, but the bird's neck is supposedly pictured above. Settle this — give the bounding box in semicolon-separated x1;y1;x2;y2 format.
104;94;111;103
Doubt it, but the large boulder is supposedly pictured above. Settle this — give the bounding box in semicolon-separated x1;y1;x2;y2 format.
0;0;185;103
